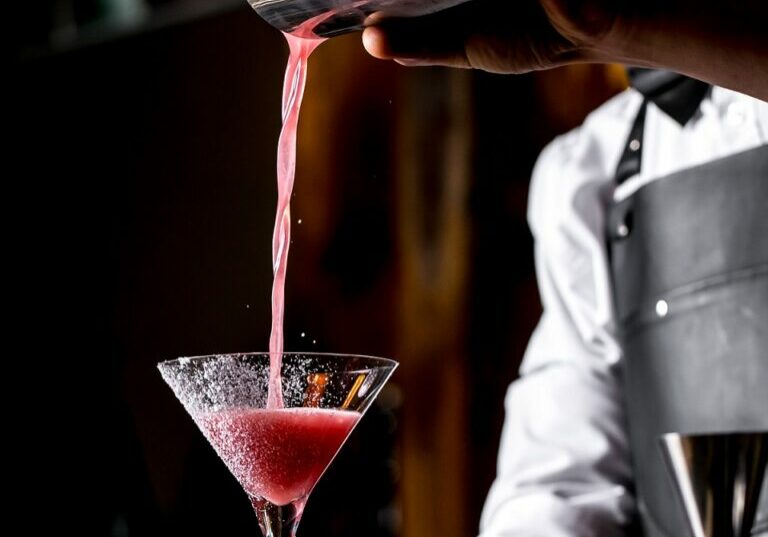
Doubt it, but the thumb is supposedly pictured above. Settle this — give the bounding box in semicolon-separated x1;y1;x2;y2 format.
361;0;581;73
362;4;475;68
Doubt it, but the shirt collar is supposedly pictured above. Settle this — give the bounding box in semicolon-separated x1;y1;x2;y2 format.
627;68;711;126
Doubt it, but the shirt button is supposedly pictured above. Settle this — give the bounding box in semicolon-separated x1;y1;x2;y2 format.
656;300;669;317
726;101;746;127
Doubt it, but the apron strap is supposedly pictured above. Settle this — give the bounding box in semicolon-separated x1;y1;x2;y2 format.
615;100;649;185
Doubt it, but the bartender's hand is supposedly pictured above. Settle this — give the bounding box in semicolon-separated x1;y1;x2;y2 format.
362;0;616;73
362;0;768;101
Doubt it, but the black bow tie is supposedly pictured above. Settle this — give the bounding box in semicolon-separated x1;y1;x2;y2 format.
627;68;711;126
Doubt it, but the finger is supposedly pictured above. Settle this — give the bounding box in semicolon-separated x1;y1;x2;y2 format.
360;0;578;73
362;27;470;68
362;9;472;68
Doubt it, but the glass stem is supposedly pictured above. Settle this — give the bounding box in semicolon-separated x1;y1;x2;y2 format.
251;498;305;537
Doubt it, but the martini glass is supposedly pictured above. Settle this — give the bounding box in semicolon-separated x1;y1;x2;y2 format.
158;352;397;537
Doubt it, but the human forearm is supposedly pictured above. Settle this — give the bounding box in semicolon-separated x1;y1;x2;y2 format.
591;0;768;100
480;363;636;537
363;0;768;101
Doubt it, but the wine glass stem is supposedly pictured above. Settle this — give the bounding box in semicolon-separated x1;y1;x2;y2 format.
252;498;305;537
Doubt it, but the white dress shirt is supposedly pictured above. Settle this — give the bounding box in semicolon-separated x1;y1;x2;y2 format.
478;86;768;537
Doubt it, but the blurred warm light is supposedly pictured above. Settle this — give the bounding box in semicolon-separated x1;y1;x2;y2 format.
342;373;367;409
305;372;329;407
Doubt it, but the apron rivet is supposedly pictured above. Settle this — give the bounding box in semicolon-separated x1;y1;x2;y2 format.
629;139;642;152
655;299;669;317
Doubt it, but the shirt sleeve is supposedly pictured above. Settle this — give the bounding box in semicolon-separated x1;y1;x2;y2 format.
479;102;640;536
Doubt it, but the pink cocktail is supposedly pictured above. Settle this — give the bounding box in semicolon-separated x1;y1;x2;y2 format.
158;353;397;537
198;408;359;506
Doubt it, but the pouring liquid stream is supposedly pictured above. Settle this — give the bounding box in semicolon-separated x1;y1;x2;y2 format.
267;32;325;410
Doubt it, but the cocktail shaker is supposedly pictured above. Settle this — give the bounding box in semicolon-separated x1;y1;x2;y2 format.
660;432;767;537
247;0;471;38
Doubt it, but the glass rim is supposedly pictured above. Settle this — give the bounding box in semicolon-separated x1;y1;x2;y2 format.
157;351;399;370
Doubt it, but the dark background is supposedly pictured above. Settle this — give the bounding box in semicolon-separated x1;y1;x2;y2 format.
9;2;624;535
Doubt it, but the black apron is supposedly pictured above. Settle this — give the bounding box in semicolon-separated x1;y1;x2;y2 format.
606;94;768;536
